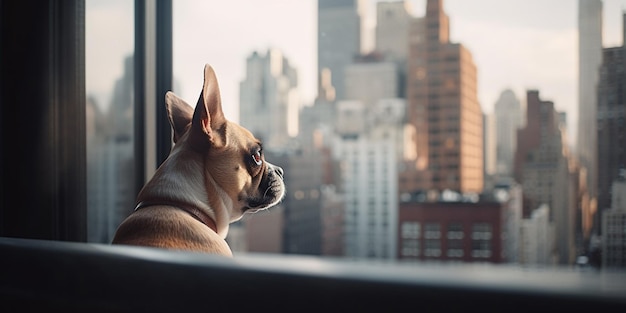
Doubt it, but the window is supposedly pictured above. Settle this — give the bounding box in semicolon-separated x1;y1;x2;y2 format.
402;221;421;239
3;1;626;309
86;0;136;244
447;222;464;258
447;222;464;240
472;223;493;258
424;222;441;239
402;238;420;257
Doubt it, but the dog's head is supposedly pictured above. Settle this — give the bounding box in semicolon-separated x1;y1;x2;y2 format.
164;64;285;226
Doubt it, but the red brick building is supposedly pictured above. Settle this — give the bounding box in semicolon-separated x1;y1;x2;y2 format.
406;0;483;194
398;200;504;263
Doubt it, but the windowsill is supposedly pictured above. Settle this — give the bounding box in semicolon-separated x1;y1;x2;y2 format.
1;236;625;311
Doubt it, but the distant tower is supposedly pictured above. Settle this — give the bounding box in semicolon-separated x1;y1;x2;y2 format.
596;18;626;233
375;0;413;97
515;90;577;265
577;0;603;199
239;49;299;150
344;53;398;110
494;89;523;177
375;0;412;62
514;90;566;215
318;0;366;101
406;0;483;193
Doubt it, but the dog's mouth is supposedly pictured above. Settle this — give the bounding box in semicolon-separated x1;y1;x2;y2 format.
243;165;285;213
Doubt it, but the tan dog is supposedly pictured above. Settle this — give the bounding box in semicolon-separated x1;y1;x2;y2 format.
112;64;285;256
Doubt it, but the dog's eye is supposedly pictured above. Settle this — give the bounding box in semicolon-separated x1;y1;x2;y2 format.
251;150;263;166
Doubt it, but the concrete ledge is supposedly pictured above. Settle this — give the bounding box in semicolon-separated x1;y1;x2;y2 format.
1;237;625;312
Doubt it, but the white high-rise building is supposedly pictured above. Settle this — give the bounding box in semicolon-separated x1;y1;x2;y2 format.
493;89;523;177
334;98;414;260
520;204;552;266
239;49;299;149
577;0;603;198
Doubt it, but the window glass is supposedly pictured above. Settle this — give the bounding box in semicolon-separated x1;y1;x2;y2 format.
86;0;135;243
161;0;625;272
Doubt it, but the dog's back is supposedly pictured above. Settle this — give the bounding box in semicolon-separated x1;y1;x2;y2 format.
112;205;232;256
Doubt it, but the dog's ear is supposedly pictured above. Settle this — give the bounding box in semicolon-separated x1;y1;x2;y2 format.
165;91;194;143
191;64;227;147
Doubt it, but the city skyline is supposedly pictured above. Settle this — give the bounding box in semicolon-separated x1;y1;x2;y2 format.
87;0;626;149
82;0;624;266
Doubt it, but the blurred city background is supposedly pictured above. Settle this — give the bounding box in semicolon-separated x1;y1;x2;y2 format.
85;0;626;270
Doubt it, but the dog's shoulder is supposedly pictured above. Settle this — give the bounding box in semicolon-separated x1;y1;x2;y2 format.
112;206;233;257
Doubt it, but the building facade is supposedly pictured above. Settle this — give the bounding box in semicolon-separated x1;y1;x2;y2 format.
577;0;603;200
344;55;399;109
493;89;523;178
597;31;626;232
601;177;626;268
398;199;506;263
334;99;411;259
375;0;412;62
375;0;414;97
520;204;552;266
318;0;366;101
514;90;579;265
406;0;483;194
239;49;299;149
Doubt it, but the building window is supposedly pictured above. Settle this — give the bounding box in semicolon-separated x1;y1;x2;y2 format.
447;222;463;239
401;222;421;239
424;222;441;239
447;237;465;258
447;222;464;258
424;238;441;257
472;223;492;240
471;223;492;258
423;222;442;257
402;239;420;257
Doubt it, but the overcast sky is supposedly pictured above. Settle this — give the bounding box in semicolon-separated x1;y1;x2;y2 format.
87;0;626;146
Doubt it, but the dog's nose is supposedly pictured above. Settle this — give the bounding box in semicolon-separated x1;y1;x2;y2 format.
274;166;284;179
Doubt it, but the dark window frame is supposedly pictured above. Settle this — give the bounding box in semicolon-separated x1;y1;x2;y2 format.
0;0;172;241
1;0;87;241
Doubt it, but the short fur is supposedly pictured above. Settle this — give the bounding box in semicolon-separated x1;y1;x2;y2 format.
112;64;285;256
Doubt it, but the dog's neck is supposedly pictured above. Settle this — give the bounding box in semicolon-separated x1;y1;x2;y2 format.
136;143;231;238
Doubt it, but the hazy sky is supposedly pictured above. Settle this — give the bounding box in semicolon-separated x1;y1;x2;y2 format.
87;0;626;146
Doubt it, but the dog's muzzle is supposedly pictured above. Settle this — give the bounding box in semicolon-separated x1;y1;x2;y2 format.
244;162;285;212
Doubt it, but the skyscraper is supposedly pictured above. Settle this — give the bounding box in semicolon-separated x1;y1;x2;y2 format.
334;98;408;259
493;89;523;177
344;53;398;109
597;17;626;231
515;90;578;265
375;0;413;98
577;0;603;199
318;0;366;101
239;49;299;150
406;0;483;193
375;0;412;62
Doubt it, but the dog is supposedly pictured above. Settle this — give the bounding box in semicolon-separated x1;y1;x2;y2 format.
112;64;285;256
